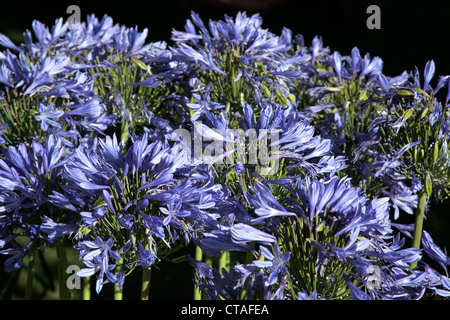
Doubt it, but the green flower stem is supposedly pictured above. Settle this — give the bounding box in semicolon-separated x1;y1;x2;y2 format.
219;250;230;274
114;285;123;300
83;277;90;300
114;260;123;300
141;238;152;300
24;244;36;300
205;256;213;270
194;246;203;300
141;267;152;300
411;189;427;269
56;238;71;300
121;119;130;145
240;244;255;300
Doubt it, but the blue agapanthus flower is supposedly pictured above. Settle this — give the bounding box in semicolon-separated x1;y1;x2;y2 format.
76;235;121;293
59;131;248;290
1;10;449;301
0;135;74;270
238;172;445;299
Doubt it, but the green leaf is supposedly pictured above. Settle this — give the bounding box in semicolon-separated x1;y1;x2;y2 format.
420;106;430;119
131;57;149;72
425;172;433;196
433;142;439;162
316;222;326;233
403;108;414;121
275;87;287;105
261;84;271;97
359;90;368;101
415;88;430;98
396;89;415;96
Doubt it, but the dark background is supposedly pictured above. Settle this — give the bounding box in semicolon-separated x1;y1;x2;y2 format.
1;0;450;78
1;0;450;299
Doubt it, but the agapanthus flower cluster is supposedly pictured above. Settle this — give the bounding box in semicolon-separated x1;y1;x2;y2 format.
1;11;450;300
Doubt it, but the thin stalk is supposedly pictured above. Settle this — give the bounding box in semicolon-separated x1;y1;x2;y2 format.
114;285;123;300
205;256;213;268
25;244;36;300
219;251;230;274
56;238;71;300
121;119;130;145
141;237;151;300
114;261;123;300
240;244;255;300
194;246;203;300
83;277;90;300
141;267;152;300
411;189;427;269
